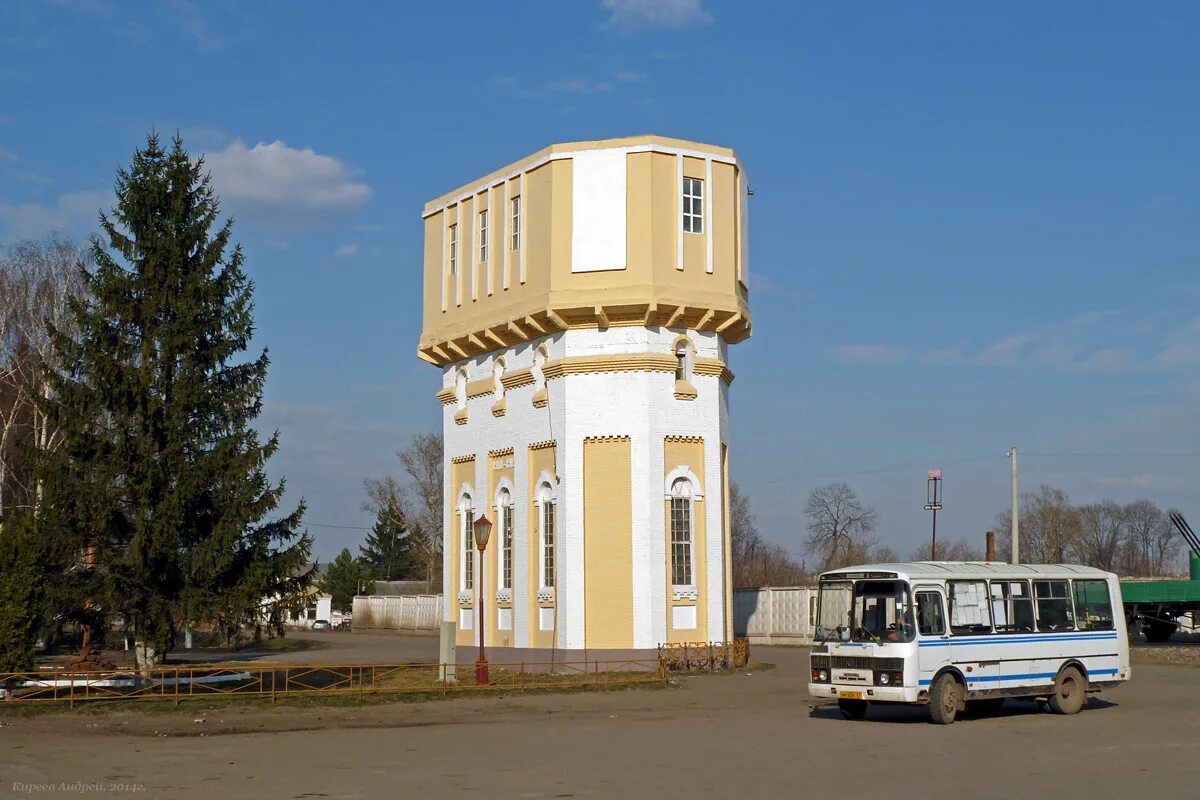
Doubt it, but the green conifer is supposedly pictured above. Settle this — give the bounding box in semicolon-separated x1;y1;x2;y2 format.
38;133;312;668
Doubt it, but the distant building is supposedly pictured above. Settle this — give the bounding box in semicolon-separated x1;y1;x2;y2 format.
419;135;752;659
372;580;433;596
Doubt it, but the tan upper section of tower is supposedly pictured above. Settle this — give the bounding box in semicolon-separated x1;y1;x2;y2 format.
418;135;751;366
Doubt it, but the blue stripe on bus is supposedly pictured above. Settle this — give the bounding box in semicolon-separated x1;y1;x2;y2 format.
918;633;1116;648
916;668;1118;687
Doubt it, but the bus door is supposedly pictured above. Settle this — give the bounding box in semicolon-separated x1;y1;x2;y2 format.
914;585;951;687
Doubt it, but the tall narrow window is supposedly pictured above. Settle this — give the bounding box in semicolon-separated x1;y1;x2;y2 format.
682;177;703;234
675;344;688;382
462;503;474;591
478;209;488;263
510;196;522;251
538;485;555;589
499;490;513;590
448;223;458;275
670;478;693;586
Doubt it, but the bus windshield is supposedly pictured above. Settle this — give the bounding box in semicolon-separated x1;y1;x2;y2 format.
850;580;915;643
815;581;852;640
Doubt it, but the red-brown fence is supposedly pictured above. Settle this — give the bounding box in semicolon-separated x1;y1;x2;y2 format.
657;639;751;673
0;659;665;707
0;639;750;706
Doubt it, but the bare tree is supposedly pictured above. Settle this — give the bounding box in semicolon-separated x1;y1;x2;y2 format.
364;432;444;590
870;545;900;563
1119;501;1180;577
0;237;86;523
1073;501;1127;572
907;538;983;562
729;482;809;587
993;485;1081;563
803;482;878;571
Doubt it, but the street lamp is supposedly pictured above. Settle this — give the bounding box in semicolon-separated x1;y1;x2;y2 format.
925;468;943;560
473;514;492;685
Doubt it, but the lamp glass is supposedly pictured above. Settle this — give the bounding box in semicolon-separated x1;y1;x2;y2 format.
473;514;492;549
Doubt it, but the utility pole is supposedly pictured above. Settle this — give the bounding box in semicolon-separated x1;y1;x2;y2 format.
925;469;943;560
1009;446;1019;564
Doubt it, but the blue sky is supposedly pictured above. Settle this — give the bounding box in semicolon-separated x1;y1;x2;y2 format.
2;1;1199;565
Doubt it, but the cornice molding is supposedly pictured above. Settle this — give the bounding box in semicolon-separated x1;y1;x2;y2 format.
418;302;751;367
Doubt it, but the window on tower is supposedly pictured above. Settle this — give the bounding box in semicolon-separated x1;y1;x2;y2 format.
537;482;556;590
478;209;488;263
672;337;697;400
683;177;703;234
670;477;694;587
499;490;513;591
460;496;475;592
510;195;522;251
448;223;458;274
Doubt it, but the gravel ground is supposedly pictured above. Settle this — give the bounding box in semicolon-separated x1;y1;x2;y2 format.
4;646;1199;799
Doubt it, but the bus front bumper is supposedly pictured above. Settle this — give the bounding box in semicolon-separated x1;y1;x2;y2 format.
808;683;922;704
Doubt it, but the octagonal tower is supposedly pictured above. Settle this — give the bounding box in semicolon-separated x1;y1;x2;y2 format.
420;135;751;661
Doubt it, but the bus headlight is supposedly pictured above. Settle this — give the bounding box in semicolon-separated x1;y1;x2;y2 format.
811;668;830;683
875;670;902;686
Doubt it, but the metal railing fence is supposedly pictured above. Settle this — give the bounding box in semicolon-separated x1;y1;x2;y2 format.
0;659;666;707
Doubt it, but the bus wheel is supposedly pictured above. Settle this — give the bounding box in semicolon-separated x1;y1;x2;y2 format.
1048;666;1086;715
929;673;962;724
838;699;868;720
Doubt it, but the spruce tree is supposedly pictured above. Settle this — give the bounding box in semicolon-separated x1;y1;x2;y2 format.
322;548;370;613
359;508;416;581
0;512;45;672
38;133;313;670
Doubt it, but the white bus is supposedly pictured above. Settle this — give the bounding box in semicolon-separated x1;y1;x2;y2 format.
808;562;1130;724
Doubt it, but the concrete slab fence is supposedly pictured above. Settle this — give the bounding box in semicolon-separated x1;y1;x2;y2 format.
352;594;442;633
733;587;819;645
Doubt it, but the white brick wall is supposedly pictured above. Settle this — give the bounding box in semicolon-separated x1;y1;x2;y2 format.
440;326;731;650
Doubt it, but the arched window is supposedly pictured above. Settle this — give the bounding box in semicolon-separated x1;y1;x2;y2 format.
669;477;693;587
497;488;514;591
532;344;549;407
493;358;505;397
459;493;475;592
675;342;690;382
672;337;696;400
536;481;556;590
454;368;468;410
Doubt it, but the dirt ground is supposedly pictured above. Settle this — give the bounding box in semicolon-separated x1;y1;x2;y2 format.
3;640;1200;799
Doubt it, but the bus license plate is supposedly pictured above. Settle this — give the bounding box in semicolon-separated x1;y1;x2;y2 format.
839;690;863;700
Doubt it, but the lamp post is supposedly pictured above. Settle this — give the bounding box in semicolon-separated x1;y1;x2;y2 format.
473;514;492;685
925;468;943;560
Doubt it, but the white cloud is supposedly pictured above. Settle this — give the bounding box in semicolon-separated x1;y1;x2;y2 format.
829;344;908;365
203;139;371;221
0;146;18;162
0;190;110;238
1152;316;1200;369
1093;474;1185;491
546;78;613;95
905;313;1200;375
602;0;712;30
334;244;358;258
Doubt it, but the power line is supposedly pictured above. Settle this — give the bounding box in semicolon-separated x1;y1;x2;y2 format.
738;453;1002;486
1022;451;1200;459
306;521;373;531
736;449;1200;488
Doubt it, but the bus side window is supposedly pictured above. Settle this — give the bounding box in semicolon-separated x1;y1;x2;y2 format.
1033;580;1074;631
916;591;945;636
1073;580;1115;631
948;580;992;635
991;580;1035;633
